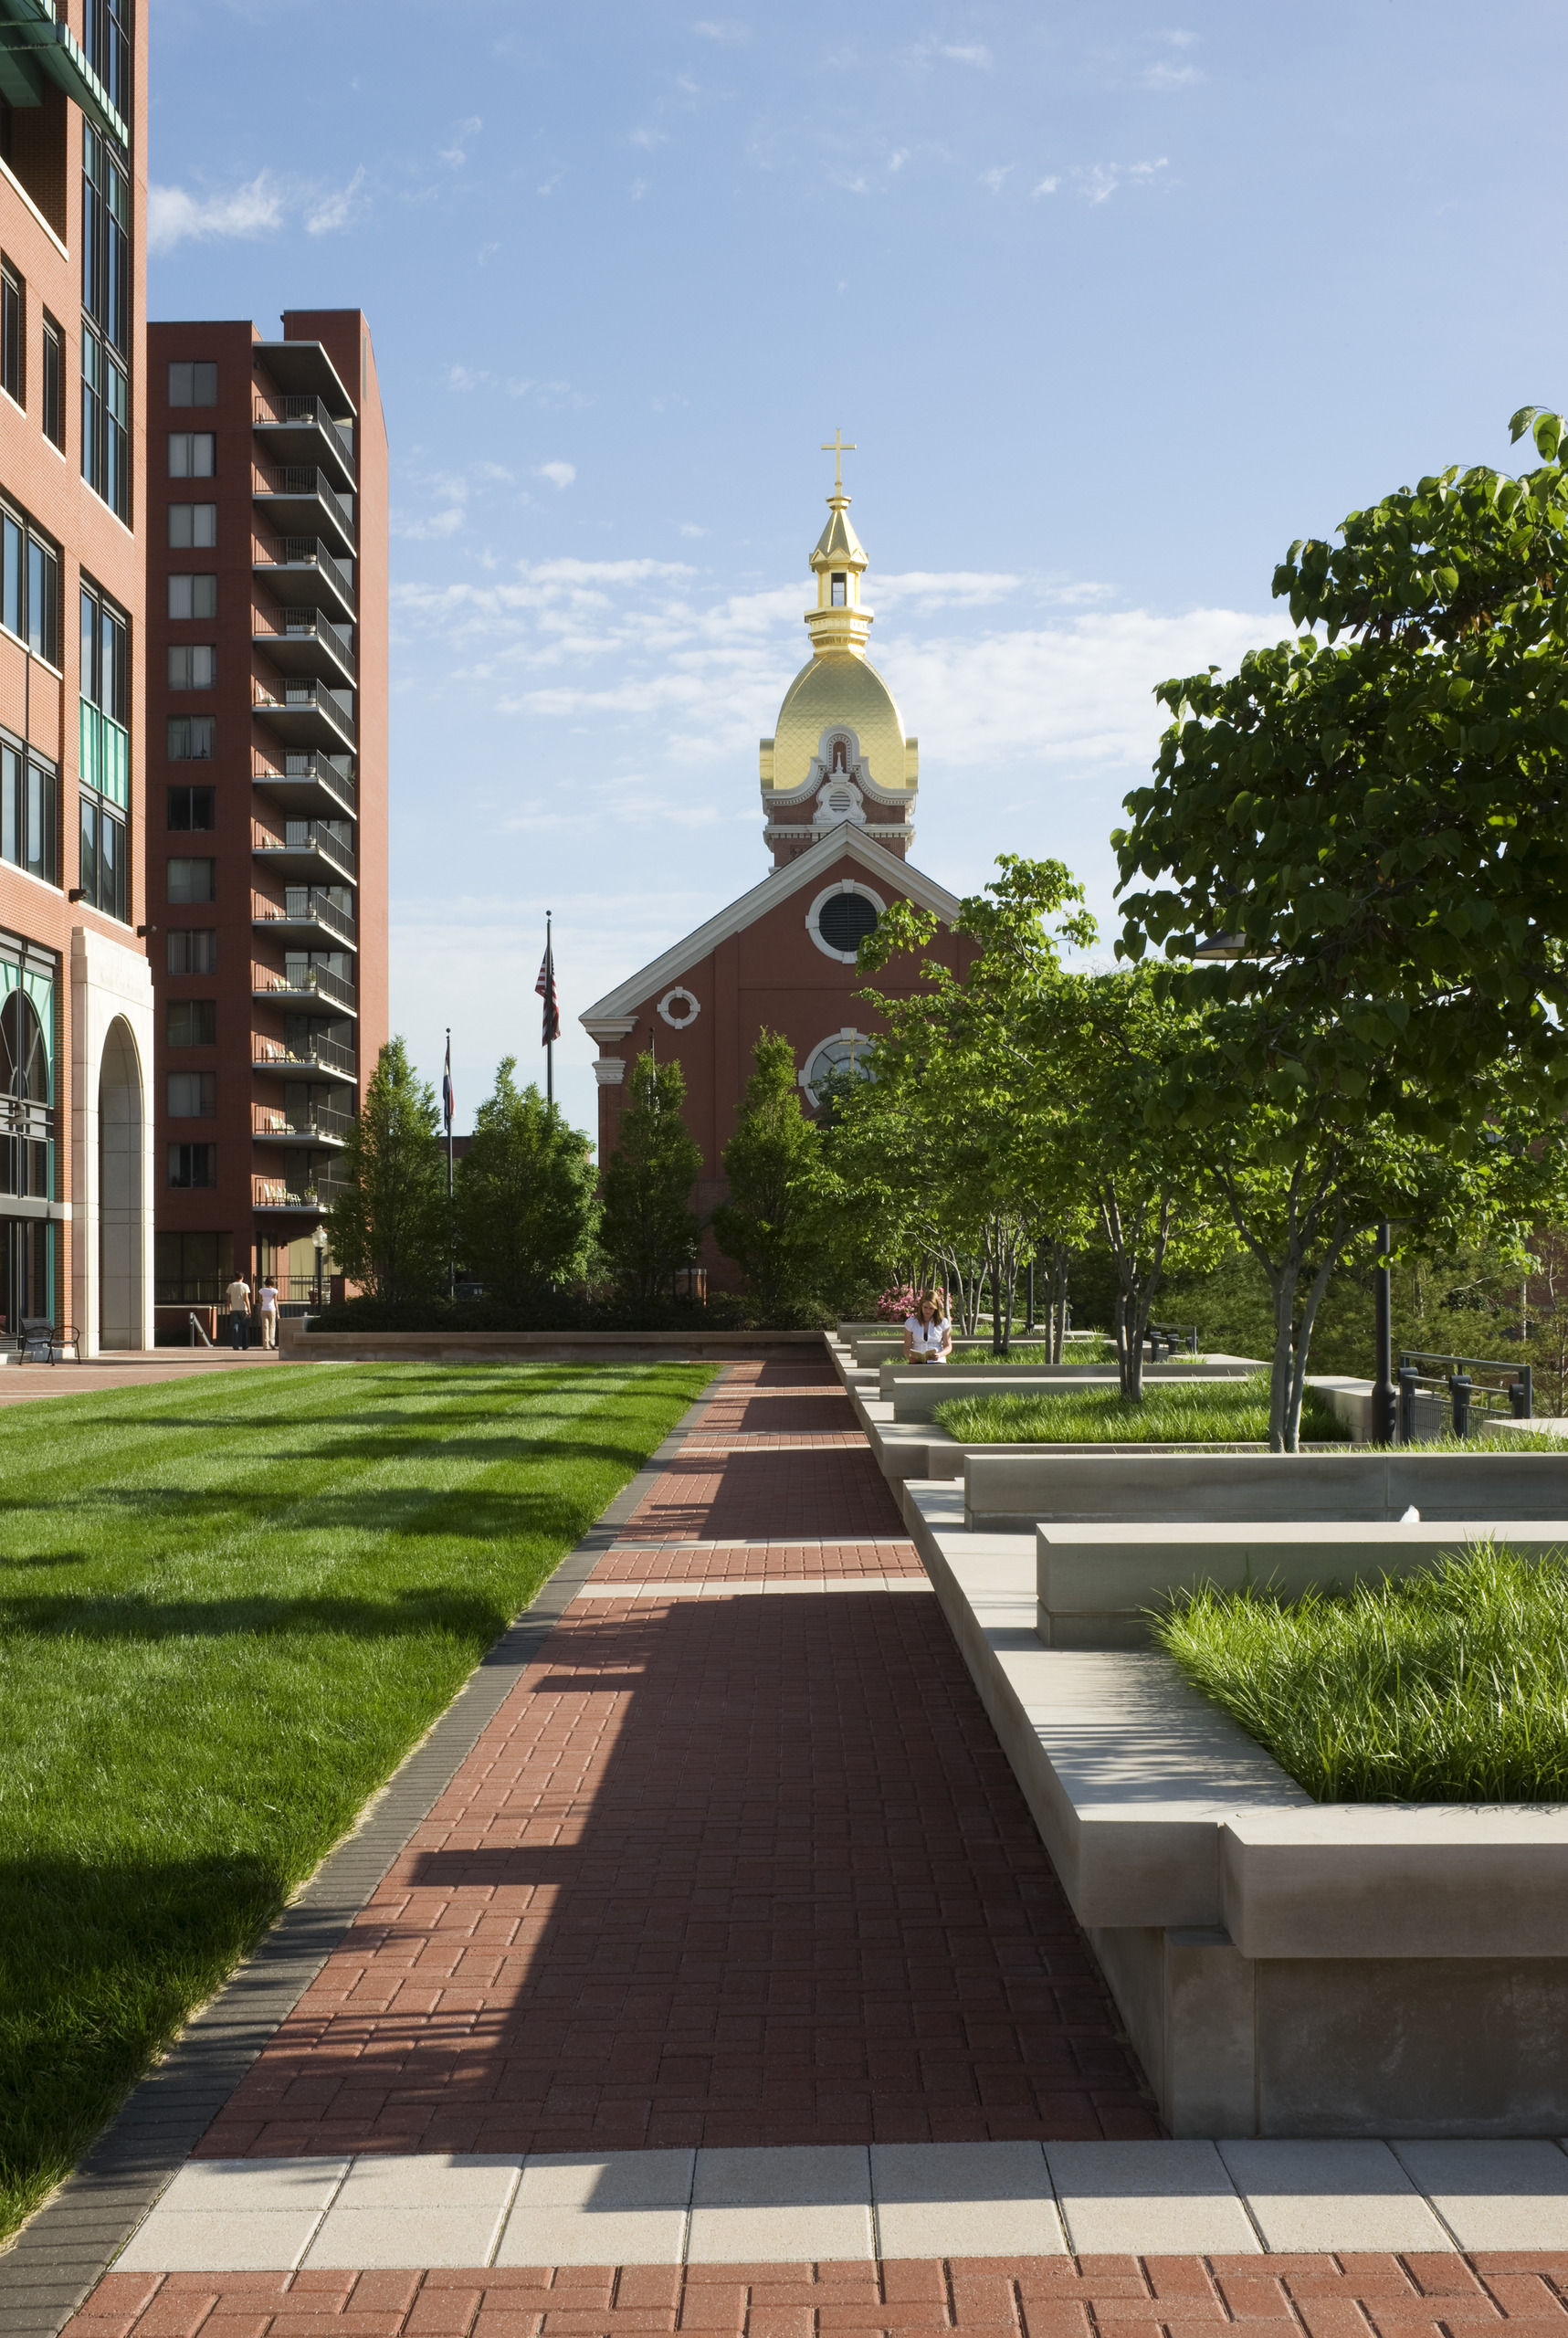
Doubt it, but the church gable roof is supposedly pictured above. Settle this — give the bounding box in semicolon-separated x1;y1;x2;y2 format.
579;827;964;1033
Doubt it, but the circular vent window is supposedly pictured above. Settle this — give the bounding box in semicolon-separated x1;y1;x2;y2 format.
817;892;879;954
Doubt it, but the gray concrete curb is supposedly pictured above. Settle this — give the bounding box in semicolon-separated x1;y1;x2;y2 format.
0;1369;733;2338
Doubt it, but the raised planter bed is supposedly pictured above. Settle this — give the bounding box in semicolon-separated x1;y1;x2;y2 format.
279;1322;830;1364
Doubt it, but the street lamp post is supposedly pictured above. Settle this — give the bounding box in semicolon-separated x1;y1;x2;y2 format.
1372;1216;1397;1444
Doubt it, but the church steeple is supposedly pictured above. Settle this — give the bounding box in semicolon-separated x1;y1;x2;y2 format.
805;429;873;658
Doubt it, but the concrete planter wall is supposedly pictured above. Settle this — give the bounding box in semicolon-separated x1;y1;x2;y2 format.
278;1322;829;1364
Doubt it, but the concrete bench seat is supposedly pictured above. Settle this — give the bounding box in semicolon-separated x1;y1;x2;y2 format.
886;1364;1259;1420
1036;1516;1568;1647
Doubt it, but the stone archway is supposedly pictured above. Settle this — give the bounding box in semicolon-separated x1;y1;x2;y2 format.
98;1016;143;1350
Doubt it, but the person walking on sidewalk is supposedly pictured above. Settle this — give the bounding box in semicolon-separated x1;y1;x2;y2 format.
226;1273;253;1353
903;1290;952;1366
258;1276;279;1351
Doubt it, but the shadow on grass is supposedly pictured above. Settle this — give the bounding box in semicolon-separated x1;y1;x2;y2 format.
0;1584;519;1643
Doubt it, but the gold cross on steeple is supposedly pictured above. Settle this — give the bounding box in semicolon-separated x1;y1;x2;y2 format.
820;428;858;495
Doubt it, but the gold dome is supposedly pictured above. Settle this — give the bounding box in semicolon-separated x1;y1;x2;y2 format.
760;475;918;796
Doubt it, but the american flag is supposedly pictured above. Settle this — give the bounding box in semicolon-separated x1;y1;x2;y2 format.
441;1035;455;1130
536;932;560;1046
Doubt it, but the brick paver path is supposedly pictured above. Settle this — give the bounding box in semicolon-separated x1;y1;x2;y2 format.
196;1360;1157;2161
71;2250;1568;2338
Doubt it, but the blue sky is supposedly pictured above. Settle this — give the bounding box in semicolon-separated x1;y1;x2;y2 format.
147;0;1568;1142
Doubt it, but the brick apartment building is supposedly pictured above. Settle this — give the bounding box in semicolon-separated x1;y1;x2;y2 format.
145;311;387;1332
0;0;157;1351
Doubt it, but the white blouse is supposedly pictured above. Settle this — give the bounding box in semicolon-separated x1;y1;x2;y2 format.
905;1313;950;1358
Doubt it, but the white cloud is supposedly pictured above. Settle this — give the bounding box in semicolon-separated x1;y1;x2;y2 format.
1143;59;1200;88
306;166;366;237
537;461;576;490
146;173;283;252
630;127;667;150
1032;175;1060;197
393;506;465;541
631;177;648;201
680;523;709;538
1073;157;1169;203
439;117;482;165
978;163;1013;194
692;17;748;39
942;42;993;66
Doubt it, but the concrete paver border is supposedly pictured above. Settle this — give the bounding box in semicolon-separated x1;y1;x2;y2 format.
0;1369;733;2338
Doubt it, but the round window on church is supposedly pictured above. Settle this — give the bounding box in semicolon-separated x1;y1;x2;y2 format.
658;986;700;1029
802;1032;875;1111
819;892;878;953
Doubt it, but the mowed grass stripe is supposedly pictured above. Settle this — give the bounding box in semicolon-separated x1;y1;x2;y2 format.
0;1359;714;2242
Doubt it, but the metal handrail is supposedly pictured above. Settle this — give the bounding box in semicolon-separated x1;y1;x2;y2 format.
252;751;357;813
253;1036;356;1075
251;887;356;944
251;677;355;742
252;532;354;608
1397;1349;1532;1437
252;394;356;470
251;606;356;679
251;819;357;881
252;1104;353;1141
1145;1321;1200;1360
254;462;354;542
251;960;356;1011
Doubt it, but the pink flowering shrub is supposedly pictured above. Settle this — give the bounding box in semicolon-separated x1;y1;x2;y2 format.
876;1284;923;1322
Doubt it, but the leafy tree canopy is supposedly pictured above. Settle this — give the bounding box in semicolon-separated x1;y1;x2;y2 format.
597;1051;703;1305
454;1058;598;1304
326;1037;448;1302
712;1032;824;1321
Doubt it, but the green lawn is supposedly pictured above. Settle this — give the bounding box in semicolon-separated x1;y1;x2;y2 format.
935;1370;1349;1444
1154;1543;1568;1802
0;1359;713;2242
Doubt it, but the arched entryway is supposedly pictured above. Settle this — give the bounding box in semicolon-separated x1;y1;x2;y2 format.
99;1016;143;1350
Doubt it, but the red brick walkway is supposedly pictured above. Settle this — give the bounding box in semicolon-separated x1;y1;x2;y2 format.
72;2249;1568;2338
195;1361;1156;2160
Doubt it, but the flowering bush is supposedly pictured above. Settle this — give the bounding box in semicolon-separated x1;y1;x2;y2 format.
876;1284;923;1322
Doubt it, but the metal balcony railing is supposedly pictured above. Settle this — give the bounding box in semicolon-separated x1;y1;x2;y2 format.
251;887;357;945
253;1034;357;1077
252;532;354;609
250;818;357;882
251;677;355;746
252;752;357;815
252;1101;354;1142
253;462;355;542
252;606;356;679
251;958;357;1012
252;1174;348;1212
253;393;356;469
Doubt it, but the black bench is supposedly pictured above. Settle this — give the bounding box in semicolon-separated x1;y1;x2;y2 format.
19;1317;80;1364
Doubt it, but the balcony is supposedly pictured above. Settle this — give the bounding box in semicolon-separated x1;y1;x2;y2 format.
252;677;355;754
252;1173;349;1216
253;394;356;490
252;752;356;821
252;606;355;688
252;1101;353;1146
252;817;357;885
253;1035;357;1083
252;463;355;557
251;958;358;1016
252;533;354;627
252;886;357;946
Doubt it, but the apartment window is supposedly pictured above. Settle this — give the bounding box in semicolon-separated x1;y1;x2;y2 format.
167;716;216;760
168;361;217;406
167;645;216;690
168;574;216;620
167;857;216;903
41;313;63;449
167;998;216;1046
79;583;128;721
82;0;132;128
166;785;215;831
78;795;126;921
81;127;131;521
168;1070;216;1118
1;260;21;407
0;739;58;887
168;433;215;479
167;928;217;974
168;503;216;548
168;1143;217;1190
1;508;60;664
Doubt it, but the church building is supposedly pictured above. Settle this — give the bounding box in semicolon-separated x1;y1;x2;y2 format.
580;449;975;1279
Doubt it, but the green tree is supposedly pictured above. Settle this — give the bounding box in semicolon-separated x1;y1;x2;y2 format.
453;1058;598;1303
326;1037;448;1301
597;1051;703;1305
712;1032;824;1321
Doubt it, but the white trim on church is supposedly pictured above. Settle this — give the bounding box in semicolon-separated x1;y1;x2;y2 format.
579;826;963;1038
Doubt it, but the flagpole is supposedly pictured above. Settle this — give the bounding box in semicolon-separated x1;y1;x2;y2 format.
546;911;554;1110
445;1025;454;1301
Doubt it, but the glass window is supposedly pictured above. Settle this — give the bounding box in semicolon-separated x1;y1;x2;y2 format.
166;786;215;831
26;761;55;886
167;999;216;1046
80;327;100;493
168;1143;218;1189
166;716;216;760
830;572;847;607
0;742;16;867
78;795;96;907
166;929;217;974
168;574;217;620
168;361;217;405
168;503;217;548
25;536;58;665
41;313;62;448
168;433;216;479
167;1070;216;1118
1;260;21;406
167;645;216;690
1;513;18;637
167;857;216;903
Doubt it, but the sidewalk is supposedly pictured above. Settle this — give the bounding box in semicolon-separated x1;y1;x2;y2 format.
0;1349;284;1405
20;1360;1568;2338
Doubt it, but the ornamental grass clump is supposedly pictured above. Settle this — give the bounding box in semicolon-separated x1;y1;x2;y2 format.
1154;1543;1568;1803
935;1369;1345;1445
